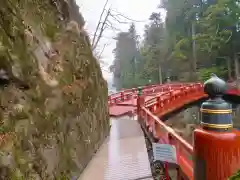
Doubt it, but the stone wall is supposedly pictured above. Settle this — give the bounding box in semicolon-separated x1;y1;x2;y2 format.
0;0;109;179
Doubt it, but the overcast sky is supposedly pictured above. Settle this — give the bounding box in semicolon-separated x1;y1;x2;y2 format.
76;0;165;80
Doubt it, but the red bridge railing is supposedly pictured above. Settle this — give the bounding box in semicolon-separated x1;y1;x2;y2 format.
108;83;190;106
139;83;204;179
108;78;240;180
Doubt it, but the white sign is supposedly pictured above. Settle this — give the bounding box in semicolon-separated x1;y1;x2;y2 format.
152;143;177;164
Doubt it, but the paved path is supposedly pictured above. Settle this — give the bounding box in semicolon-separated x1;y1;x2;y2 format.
79;116;153;180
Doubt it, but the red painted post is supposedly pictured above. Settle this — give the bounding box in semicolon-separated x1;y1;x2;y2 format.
193;75;240;180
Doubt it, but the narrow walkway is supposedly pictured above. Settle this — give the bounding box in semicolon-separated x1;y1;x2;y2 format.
79;116;153;180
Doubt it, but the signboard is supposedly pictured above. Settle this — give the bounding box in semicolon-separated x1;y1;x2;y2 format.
152;143;177;164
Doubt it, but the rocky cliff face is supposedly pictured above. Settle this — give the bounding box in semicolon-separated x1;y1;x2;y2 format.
0;0;109;179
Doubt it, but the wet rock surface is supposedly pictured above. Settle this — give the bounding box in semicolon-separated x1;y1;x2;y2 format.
0;0;109;179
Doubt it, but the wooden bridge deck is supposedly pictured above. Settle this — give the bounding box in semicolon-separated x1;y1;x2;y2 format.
79;116;153;180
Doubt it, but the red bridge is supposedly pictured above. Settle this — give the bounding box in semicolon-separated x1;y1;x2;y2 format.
79;79;240;180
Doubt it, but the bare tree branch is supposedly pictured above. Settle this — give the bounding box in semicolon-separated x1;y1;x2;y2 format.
91;0;109;46
92;9;111;50
109;13;129;24
98;43;108;59
105;20;122;31
110;9;148;22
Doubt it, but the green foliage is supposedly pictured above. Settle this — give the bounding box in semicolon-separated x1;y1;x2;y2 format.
199;66;228;81
112;0;240;86
112;24;140;89
229;170;240;180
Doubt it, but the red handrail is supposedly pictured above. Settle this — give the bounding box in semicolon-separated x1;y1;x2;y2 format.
108;84;175;106
139;83;204;179
108;81;240;179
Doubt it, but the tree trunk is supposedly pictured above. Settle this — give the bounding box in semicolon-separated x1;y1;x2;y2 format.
234;54;240;88
158;65;163;84
227;57;232;80
190;22;197;81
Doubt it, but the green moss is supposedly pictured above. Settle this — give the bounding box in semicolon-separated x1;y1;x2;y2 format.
0;0;109;179
229;170;240;180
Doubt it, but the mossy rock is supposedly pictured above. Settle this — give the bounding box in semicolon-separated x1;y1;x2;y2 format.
0;0;109;179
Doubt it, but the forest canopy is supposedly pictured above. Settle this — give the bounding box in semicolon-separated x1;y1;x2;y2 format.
111;0;240;90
